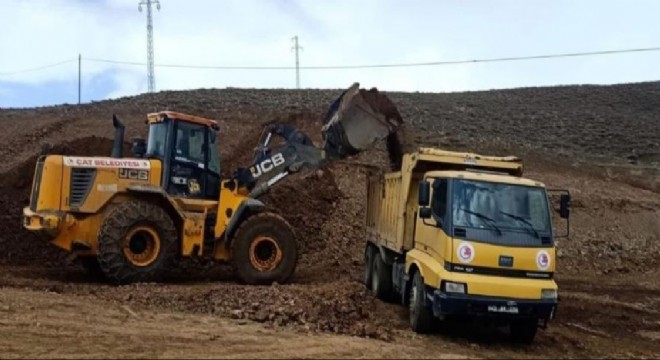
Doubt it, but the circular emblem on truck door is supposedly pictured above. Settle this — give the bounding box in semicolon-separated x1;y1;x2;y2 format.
457;242;475;264
536;250;551;270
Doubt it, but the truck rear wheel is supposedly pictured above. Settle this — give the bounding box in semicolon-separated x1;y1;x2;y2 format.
371;252;393;301
232;212;297;285
363;245;375;289
409;271;433;333
510;319;538;344
97;201;177;284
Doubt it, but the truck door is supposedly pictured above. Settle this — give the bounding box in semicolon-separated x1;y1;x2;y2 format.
415;178;451;262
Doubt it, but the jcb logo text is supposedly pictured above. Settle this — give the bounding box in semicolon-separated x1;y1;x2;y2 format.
119;168;149;181
250;153;285;178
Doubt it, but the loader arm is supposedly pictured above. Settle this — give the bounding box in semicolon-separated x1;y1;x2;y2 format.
233;82;404;199
233;123;328;198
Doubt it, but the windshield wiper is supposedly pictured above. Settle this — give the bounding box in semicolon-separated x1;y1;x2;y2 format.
499;211;540;239
458;208;502;235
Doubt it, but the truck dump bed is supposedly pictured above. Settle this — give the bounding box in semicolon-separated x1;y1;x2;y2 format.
365;148;524;253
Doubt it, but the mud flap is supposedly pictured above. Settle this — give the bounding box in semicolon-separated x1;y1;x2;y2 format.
322;83;403;159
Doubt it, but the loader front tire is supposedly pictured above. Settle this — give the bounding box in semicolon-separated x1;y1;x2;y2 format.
97;201;177;284
232;212;297;285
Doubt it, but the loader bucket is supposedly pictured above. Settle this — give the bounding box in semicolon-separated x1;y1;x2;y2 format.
322;83;403;159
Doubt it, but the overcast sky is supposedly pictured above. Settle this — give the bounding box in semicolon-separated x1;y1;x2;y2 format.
1;0;660;107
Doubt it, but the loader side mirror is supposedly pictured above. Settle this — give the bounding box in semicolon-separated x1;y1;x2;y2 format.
559;194;571;219
419;207;432;219
419;180;430;207
132;138;146;158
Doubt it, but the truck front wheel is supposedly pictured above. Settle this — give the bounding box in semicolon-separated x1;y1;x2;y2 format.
409;271;433;333
232;212;298;285
510;319;538;344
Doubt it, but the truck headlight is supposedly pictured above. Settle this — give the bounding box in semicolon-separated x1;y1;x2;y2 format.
443;281;467;294
541;289;557;300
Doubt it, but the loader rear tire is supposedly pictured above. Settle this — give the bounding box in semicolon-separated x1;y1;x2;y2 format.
232;212;297;285
97;201;177;284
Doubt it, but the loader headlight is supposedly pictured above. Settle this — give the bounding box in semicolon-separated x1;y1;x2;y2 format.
541;289;558;300
443;281;467;294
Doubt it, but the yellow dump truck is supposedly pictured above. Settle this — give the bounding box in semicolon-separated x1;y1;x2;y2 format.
363;148;570;343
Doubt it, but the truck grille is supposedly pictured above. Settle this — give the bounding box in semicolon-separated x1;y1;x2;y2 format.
29;158;45;211
69;168;96;208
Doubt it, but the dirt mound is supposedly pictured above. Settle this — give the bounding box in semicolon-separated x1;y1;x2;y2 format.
124;281;400;340
263;170;340;268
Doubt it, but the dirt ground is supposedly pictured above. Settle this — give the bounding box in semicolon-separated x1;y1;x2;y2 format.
0;82;659;359
0;288;470;359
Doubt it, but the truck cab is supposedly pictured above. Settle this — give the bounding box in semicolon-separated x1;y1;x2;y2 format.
364;148;570;343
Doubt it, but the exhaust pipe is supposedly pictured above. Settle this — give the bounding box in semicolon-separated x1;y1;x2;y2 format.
111;114;125;158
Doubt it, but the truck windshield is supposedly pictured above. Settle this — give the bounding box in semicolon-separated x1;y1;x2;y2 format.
452;179;551;234
146;122;168;158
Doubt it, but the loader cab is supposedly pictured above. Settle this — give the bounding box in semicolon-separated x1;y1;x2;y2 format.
146;111;221;200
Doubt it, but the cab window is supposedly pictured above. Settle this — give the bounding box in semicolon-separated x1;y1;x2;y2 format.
174;122;206;166
146;122;168;158
207;130;220;174
431;178;448;220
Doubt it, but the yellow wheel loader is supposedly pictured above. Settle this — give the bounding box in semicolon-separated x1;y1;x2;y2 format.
22;83;403;285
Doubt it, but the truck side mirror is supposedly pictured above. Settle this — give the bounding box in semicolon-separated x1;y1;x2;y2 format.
419;207;432;219
560;194;571;219
419;180;430;207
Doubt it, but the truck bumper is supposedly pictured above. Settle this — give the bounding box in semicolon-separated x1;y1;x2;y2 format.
431;291;557;320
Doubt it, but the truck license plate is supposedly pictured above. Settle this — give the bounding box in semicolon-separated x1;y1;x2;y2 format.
487;305;519;314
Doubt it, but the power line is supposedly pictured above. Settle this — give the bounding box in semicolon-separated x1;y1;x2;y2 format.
84;57;295;69
2;46;660;78
82;46;660;71
0;58;77;76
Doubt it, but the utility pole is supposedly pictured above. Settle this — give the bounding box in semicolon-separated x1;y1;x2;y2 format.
78;54;81;104
139;0;160;93
291;36;302;89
